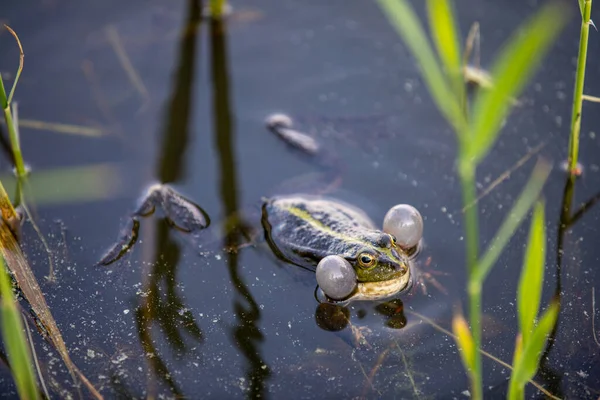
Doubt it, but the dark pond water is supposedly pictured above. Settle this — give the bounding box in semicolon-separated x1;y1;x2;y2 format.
1;0;600;398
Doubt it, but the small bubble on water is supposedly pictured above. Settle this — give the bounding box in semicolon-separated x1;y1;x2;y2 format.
123;309;130;315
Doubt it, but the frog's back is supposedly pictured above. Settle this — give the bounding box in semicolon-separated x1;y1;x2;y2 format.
261;195;378;268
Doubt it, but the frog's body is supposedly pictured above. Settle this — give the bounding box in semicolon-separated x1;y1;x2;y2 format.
262;195;412;298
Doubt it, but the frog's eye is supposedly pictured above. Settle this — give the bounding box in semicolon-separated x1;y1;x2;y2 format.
390;235;397;247
358;252;377;269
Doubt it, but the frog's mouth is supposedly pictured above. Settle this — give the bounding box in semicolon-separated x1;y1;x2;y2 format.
352;268;411;301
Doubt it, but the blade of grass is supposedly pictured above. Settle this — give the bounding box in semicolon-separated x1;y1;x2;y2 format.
1;26;27;177
468;3;568;163
3;25;24;106
517;200;546;343
2;105;26;177
473;159;551;284
426;0;463;94
0;74;7;108
452;313;476;373
409;309;560;399
0;256;39;400
509;299;560;399
376;0;466;136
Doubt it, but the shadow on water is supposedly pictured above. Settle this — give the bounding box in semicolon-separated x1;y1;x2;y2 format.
210;15;270;398
133;0;203;396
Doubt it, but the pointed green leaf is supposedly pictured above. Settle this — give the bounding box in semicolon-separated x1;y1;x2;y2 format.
0;257;40;400
377;0;466;135
426;0;462;78
452;314;476;371
0;75;7;109
475;160;551;284
510;300;559;394
579;0;585;17
468;2;567;163
517;200;546;344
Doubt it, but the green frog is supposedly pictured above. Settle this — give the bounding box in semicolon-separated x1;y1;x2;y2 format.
262;194;413;302
98;113;423;303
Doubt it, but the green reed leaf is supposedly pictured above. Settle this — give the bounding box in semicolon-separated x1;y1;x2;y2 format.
0;76;7;109
452;314;476;372
377;0;465;135
468;2;567;163
426;0;462;88
0;257;40;400
517;200;546;344
509;299;559;399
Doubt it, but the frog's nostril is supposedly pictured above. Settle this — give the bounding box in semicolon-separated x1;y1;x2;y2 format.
378;234;393;248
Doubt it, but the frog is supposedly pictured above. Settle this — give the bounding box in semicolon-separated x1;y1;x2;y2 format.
262;194;413;303
98;113;424;304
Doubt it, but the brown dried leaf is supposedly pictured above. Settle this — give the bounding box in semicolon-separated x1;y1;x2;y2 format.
0;209;102;399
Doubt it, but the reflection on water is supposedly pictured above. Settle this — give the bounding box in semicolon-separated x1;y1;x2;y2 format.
210;14;270;398
133;0;203;396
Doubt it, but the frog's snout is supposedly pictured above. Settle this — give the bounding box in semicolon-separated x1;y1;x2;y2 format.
390;248;409;274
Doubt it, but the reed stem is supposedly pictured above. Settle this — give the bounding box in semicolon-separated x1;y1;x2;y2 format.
459;157;482;399
567;0;592;174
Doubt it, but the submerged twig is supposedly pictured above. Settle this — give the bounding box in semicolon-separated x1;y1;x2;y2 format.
355;353;380;395
105;25;149;104
22;315;50;399
366;347;390;394
406;310;561;400
81;60;121;131
582;94;600;103
395;342;421;399
462;143;546;212
18;189;56;282
0;219;102;398
593;288;600;348
16;119;105;137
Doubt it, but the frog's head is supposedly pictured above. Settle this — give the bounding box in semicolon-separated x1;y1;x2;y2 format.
346;232;410;283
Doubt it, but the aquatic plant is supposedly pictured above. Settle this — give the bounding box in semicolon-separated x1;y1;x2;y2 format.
0;26;40;399
567;0;593;174
0;25;103;399
375;0;567;398
0;25;27;178
0;255;39;400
